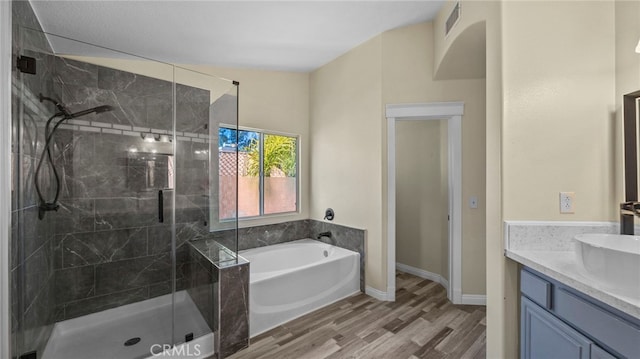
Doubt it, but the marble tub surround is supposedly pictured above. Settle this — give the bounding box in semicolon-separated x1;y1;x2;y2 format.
215;219;311;251
310;220;366;292
211;219;366;292
504;221;640;319
185;219;365;356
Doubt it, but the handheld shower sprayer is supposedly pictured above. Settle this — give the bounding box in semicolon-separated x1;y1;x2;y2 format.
34;93;113;220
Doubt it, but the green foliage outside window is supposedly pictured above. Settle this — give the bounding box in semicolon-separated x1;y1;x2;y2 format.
246;134;297;177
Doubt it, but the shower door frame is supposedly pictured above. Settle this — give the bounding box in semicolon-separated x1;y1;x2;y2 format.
386;102;465;304
0;1;12;358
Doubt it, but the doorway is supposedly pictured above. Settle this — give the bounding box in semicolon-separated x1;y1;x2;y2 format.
386;102;463;303
395;119;450;294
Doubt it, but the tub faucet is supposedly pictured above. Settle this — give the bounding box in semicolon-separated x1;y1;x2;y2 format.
317;231;335;245
316;231;338;246
620;201;640;234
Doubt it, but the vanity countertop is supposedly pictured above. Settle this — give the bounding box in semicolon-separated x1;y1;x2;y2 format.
504;221;640;319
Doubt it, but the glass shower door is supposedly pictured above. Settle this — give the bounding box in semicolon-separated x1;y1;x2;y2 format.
14;27;179;359
12;24;240;359
172;67;239;355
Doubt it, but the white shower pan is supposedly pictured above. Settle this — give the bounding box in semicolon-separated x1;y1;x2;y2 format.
42;291;214;359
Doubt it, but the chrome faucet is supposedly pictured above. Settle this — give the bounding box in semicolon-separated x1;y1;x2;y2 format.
619;201;640;235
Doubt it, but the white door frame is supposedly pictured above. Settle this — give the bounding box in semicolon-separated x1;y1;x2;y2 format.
386;102;463;304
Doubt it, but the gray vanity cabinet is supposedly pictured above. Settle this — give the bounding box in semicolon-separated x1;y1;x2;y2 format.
520;268;640;359
522;296;593;359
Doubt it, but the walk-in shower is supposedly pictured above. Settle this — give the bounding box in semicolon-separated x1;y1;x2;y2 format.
10;2;241;358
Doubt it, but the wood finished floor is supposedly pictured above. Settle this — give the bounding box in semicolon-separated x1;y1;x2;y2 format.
228;271;486;359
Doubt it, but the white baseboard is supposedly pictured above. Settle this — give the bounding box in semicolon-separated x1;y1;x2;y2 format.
365;286;393;301
386;285;396;302
461;294;487;306
396;263;450;289
373;264;487;305
452;288;462;304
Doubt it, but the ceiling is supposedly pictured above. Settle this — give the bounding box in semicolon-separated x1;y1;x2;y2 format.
30;1;445;72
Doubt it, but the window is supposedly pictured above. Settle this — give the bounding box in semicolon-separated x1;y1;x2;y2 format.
218;126;298;220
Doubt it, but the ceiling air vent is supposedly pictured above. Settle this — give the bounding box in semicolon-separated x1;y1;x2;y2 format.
445;2;461;36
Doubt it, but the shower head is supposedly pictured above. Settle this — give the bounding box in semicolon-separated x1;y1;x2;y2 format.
67;105;114;119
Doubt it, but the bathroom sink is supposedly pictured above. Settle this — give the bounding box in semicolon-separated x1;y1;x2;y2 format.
574;234;640;296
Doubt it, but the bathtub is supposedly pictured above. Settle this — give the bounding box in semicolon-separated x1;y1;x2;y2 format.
240;239;360;337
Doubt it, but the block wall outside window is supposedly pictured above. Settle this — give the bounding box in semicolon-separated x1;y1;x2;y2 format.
218;127;298;220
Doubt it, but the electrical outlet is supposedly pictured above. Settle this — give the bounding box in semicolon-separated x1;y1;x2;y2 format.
559;192;575;213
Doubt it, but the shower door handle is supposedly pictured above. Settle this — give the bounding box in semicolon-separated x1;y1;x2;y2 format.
158;190;164;223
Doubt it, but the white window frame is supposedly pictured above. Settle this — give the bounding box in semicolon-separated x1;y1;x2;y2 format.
218;124;300;222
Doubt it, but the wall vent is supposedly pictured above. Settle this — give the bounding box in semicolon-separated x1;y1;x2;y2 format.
445;2;461;36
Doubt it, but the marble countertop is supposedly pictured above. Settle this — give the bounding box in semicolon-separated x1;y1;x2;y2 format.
504;221;640;319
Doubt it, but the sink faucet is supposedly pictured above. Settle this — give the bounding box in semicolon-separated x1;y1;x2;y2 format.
619;201;640;234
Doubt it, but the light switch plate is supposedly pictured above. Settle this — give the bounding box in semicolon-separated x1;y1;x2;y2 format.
469;196;478;209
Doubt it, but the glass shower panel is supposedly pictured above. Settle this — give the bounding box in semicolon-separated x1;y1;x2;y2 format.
211;83;240;257
14;27;178;359
173;66;239;348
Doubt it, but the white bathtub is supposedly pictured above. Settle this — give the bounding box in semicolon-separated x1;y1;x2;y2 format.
240;239;360;337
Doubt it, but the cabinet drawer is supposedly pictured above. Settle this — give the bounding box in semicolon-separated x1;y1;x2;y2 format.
555;288;640;359
521;269;551;309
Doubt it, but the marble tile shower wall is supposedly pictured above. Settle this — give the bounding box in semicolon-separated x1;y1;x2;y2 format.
46;58;212;321
11;1;58;356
